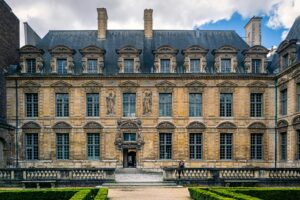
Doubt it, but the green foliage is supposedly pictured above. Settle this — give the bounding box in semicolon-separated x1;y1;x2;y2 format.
209;189;261;200
94;188;108;200
188;187;234;200
69;189;92;200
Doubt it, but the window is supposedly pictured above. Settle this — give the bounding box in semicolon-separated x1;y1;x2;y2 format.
159;93;172;116
280;132;287;160
220;93;232;117
252;59;261;73
189;133;202;159
189;93;202;117
26;59;36;73
124;59;134;73
57;59;68;74
298;131;300;160
190;59;200;73
86;93;99;117
25;93;38;117
160;59;170;73
220;133;232;160
87;133;100;160
280;89;287;115
297;84;300;112
159;133;172;159
250;93;263;117
57;133;69;160
123;133;136;142
56;94;69;117
87;59;97;73
123;93;136;117
283;54;289;68
25;133;38;160
251;134;263;160
221;59;231;73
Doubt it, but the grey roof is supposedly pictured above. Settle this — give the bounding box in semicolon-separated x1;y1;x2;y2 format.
286;16;300;41
35;29;251;75
24;22;41;46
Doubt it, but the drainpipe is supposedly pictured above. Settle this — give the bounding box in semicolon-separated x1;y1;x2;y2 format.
15;79;19;168
274;78;278;169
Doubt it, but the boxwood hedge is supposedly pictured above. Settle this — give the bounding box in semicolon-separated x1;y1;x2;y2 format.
188;187;234;200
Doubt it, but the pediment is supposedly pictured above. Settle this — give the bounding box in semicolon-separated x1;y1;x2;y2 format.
293;115;300;130
242;45;269;55
277;120;288;128
153;45;179;55
52;122;72;129
22;121;41;129
217;81;237;87
277;39;297;53
155;81;176;88
19;45;44;54
118;119;141;129
51;81;72;88
217;122;237;129
182;45;209;54
185;81;207;88
187;121;206;130
79;45;106;55
20;81;41;88
156;121;176;129
49;45;76;55
84;122;103;129
119;81;139;87
248;122;267;129
212;45;238;54
81;81;102;88
116;45;142;55
247;81;268;88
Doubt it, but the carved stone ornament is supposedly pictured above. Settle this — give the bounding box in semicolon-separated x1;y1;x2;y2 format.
242;45;269;73
155;81;176;93
49;45;76;74
292;115;300;130
115;119;144;150
81;81;102;93
277;120;288;133
83;122;103;132
217;81;237;93
277;39;298;71
116;45;142;73
106;92;116;115
217;122;237;133
182;45;209;73
212;45;239;73
79;45;106;74
247;81;268;93
52;121;72;133
20;81;41;93
152;45;179;73
51;81;72;93
143;90;152;115
19;45;45;74
119;81;139;93
187;121;206;133
156;121;176;132
278;78;288;91
22;121;41;133
248;122;267;133
185;81;206;93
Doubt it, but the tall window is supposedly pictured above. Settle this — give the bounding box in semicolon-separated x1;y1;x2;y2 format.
220;133;232;160
221;59;231;73
87;59;97;73
283;54;289;68
297;84;300;112
57;133;69;160
25;93;38;117
252;59;261;73
189;93;202;117
25;133;38;160
280;89;287;115
123;133;136;142
189;133;202;159
159;93;172;116
280;132;287;160
123;93;136;117
251;133;263;160
160;59;170;73
159;133;172;159
56;94;69;117
124;59;134;73
220;93;232;117
57;59;68;74
298;131;300;160
26;59;36;73
250;93;263;117
87;133;100;160
86;93;99;117
190;59;200;73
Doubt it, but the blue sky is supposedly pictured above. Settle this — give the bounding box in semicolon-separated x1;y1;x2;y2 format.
198;12;286;48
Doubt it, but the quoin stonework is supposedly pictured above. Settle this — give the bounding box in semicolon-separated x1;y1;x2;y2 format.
4;7;300;170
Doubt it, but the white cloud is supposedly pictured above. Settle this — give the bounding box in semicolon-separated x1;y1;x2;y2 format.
5;0;300;46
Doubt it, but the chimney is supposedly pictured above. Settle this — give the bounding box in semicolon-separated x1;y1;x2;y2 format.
244;16;262;46
144;9;153;39
97;8;108;40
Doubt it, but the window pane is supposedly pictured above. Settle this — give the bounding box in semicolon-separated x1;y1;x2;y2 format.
190;59;200;73
160;59;170;73
123;133;136;142
87;133;100;160
250;93;263;117
123;93;136;117
57;133;69;160
221;59;231;73
189;93;202;117
56;94;69;117
159;93;172;116
87;59;98;73
57;59;68;74
220;93;232;117
281;132;287;160
220;133;232;160
86;93;99;117
252;59;261;73
26;59;36;73
281;89;287;115
25;133;38;160
159;133;172;159
124;59;134;73
189;133;202;159
26;93;38;117
251;133;263;160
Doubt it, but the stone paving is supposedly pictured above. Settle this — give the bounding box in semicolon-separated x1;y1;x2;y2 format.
107;187;191;200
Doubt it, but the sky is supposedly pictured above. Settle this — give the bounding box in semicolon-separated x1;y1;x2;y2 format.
5;0;300;48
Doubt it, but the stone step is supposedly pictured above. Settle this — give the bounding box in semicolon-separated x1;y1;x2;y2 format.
101;181;179;187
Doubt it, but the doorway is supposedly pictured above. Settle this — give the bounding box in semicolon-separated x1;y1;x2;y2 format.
123;149;136;168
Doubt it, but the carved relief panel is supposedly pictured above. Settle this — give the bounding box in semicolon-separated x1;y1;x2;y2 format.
182;45;208;73
19;45;44;73
49;45;76;74
152;45;178;73
79;45;105;74
212;45;238;73
116;46;142;73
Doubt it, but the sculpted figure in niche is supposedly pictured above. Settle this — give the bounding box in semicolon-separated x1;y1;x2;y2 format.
143;91;152;115
106;92;116;115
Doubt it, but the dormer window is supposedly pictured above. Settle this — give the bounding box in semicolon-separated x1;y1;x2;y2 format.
221;59;231;73
182;45;208;73
160;59;170;73
49;45;75;74
277;39;297;71
190;59;200;73
116;46;142;73
252;59;261;73
153;45;178;73
57;59;68;74
87;59;98;73
26;59;36;73
283;54;289;69
79;45;105;74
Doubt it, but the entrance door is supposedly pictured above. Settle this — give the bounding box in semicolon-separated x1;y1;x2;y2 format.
123;149;136;168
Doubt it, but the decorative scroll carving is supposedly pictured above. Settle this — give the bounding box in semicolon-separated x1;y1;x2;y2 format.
79;45;106;74
242;45;269;73
119;81;139;93
212;45;239;73
247;81;268;93
277;120;288;133
51;81;72;93
19;45;45;73
217;122;237;132
81;81;102;93
22;122;41;133
155;81;176;93
248;122;267;133
156;121;176;132
292;115;300;130
116;45;142;73
20;81;41;93
49;45;76;74
217;81;237;93
187;121;206;133
83;122;103;131
152;45;179;73
143;90;152;115
52;122;72;133
182;45;209;73
185;81;206;93
106;92;116;115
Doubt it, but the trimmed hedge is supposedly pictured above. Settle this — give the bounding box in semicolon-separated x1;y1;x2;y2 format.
209;189;261;200
189;187;234;200
94;188;108;200
69;189;92;200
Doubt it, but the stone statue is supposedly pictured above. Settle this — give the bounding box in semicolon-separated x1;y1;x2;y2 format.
106;92;116;115
143;91;152;115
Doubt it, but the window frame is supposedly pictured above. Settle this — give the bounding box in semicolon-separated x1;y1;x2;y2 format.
189;133;202;160
251;59;262;74
159;93;172;117
250;133;263;160
190;59;200;73
26;59;36;73
123;93;136;117
189;93;202;117
56;133;69;160
56;93;69;117
25;133;38;160
25;93;38;118
220;58;231;73
124;59;135;73
160;59;171;73
280;89;288;115
87;133;100;160
57;58;68;74
123;133;137;142
280;132;287;161
220;133;233;160
87;59;98;73
86;93;100;117
250;93;263;117
220;93;233;117
159;133;172;160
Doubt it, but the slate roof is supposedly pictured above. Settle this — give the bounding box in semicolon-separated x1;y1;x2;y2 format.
286;16;300;41
34;29;252;75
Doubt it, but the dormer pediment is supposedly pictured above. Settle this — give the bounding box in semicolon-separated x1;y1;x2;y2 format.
277;39;297;53
79;45;106;55
153;45;179;55
116;45;142;55
19;45;44;54
182;45;209;55
242;45;269;55
212;45;239;54
49;45;76;55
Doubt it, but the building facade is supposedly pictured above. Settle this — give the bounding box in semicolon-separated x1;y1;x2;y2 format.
5;8;300;169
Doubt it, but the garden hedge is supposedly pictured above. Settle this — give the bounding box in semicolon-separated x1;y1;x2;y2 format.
188;187;234;200
209;188;261;200
94;188;108;200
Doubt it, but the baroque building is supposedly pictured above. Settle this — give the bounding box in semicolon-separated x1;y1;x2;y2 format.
4;8;300;169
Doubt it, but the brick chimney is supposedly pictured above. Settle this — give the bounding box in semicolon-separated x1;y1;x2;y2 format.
97;8;108;40
144;9;153;39
245;16;262;46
